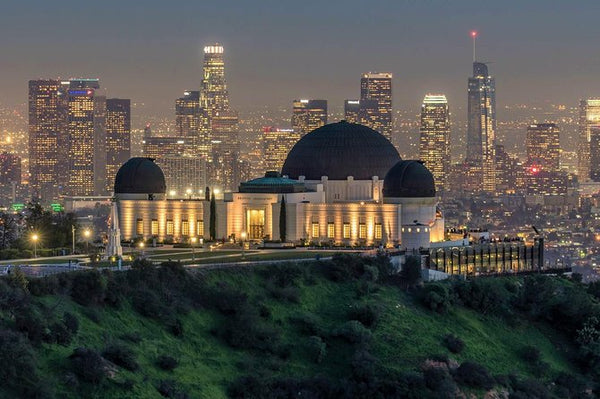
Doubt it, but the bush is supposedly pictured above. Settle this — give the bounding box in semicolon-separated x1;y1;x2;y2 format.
520;345;541;363
308;336;326;364
15;306;47;345
120;332;142;343
156;379;189;399
455;361;495;390
348;303;381;328
442;334;464;354
420;283;453;314
508;375;551;399
49;321;73;345
289;313;324;336
0;330;43;396
333;320;372;344
402;256;422;286
423;367;457;398
63;312;79;335
157;355;179;371
70;270;105;306
102;343;139;371
69;348;109;384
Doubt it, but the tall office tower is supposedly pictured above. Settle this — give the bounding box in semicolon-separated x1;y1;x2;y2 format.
262;127;300;172
590;126;600;182
209;110;240;191
28;80;68;201
526;123;560;172
201;44;229;113
175;90;200;137
419;94;450;192
344;100;360;123
66;79;107;196
495;144;518;194
360;72;393;141
578;99;600;182
105;99;131;192
291;99;327;136
466;62;496;193
156;157;207;198
143;136;195;159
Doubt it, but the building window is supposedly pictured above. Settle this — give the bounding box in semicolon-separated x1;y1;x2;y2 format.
136;219;143;236
151;219;158;236
311;222;319;238
375;223;382;240
359;223;366;239
166;220;174;235
182;220;189;236
343;223;351;239
197;220;204;236
327;223;335;239
416;228;421;233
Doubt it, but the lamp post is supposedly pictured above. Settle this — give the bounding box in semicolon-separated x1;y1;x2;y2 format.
139;241;145;257
72;225;76;254
186;188;193;199
83;229;91;254
191;236;197;261
31;233;39;258
240;231;247;260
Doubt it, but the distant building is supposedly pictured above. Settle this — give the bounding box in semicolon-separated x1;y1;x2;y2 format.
494;144;518;194
466;62;496;193
201;44;229;113
156;156;207;198
262;127;300;172
28;79;68;201
142;135;194;158
175;90;210;159
105;98;131;193
589;126;600;182
65;79;107;196
526;123;560;172
360;72;393;141
0;152;21;185
419;94;450;192
344;100;360;123
292;99;328;136
578;99;600;182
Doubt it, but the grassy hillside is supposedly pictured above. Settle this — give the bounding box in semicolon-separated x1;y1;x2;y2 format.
0;255;596;398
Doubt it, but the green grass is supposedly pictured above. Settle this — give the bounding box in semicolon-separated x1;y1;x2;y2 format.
15;262;579;398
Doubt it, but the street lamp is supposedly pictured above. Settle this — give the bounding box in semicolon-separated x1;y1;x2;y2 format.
191;236;197;261
139;241;145;257
240;231;247;260
83;229;91;254
31;233;39;258
186;188;193;199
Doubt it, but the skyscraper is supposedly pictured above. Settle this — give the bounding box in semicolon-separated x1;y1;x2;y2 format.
360;72;392;141
175;90;200;137
106;98;131;192
526;123;560;172
291;99;327;136
28;79;68;201
589;126;600;182
419;94;450;192
344;100;360;123
578;99;600;182
201;44;229;113
262;127;300;172
466;62;496;193
66;79;107;196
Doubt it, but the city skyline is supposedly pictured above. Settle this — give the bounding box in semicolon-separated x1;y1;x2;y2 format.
2;1;600;118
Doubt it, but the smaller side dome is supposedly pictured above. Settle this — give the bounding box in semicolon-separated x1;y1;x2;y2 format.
114;157;166;194
383;160;435;198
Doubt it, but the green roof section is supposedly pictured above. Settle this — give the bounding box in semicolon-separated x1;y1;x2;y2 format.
239;171;306;193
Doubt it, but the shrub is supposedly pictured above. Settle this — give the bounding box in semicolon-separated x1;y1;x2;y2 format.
348;303;381;328
508;376;551;399
333;320;372;344
69;348;109;384
49;321;73;345
289;313;324;336
402;256;422;286
63;312;79;335
308;336;326;364
420;283;453;314
15;306;47;345
455;361;495;390
157;355;179;371
102;343;139;371
423;367;457;398
119;332;142;343
442;334;464;354
70;270;105;306
0;330;43;396
520;345;541;363
156;379;189;398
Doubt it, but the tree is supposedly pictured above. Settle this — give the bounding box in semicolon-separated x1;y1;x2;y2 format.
209;192;216;240
402;255;422;287
279;196;287;242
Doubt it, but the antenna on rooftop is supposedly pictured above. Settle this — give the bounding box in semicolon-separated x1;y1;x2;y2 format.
471;30;477;62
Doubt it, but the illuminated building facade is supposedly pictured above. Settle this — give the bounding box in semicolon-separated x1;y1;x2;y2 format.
28;79;68;201
0;152;21;185
65;79;107;196
142;136;194;159
526;123;560;172
494;144;518;194
209;109;240;192
156;156;207;199
589;126;600;182
262;127;300;172
112;123;444;249
466;62;496;193
175;90;210;159
105;98;131;193
344;100;360;123
292;99;327;136
578;99;600;182
419;94;450;192
360;72;393;141
201;44;229;113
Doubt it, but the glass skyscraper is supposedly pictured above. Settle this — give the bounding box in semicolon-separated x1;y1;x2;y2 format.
578;99;600;182
360;72;393;142
419;94;450;192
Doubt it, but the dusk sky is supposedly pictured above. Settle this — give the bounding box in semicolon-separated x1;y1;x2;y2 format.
2;0;600;118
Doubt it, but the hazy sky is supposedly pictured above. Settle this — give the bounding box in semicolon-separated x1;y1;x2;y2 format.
2;0;600;118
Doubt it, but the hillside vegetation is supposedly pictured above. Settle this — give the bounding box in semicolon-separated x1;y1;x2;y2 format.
0;254;598;398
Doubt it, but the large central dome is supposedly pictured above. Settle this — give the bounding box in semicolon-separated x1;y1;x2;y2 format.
281;121;401;180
